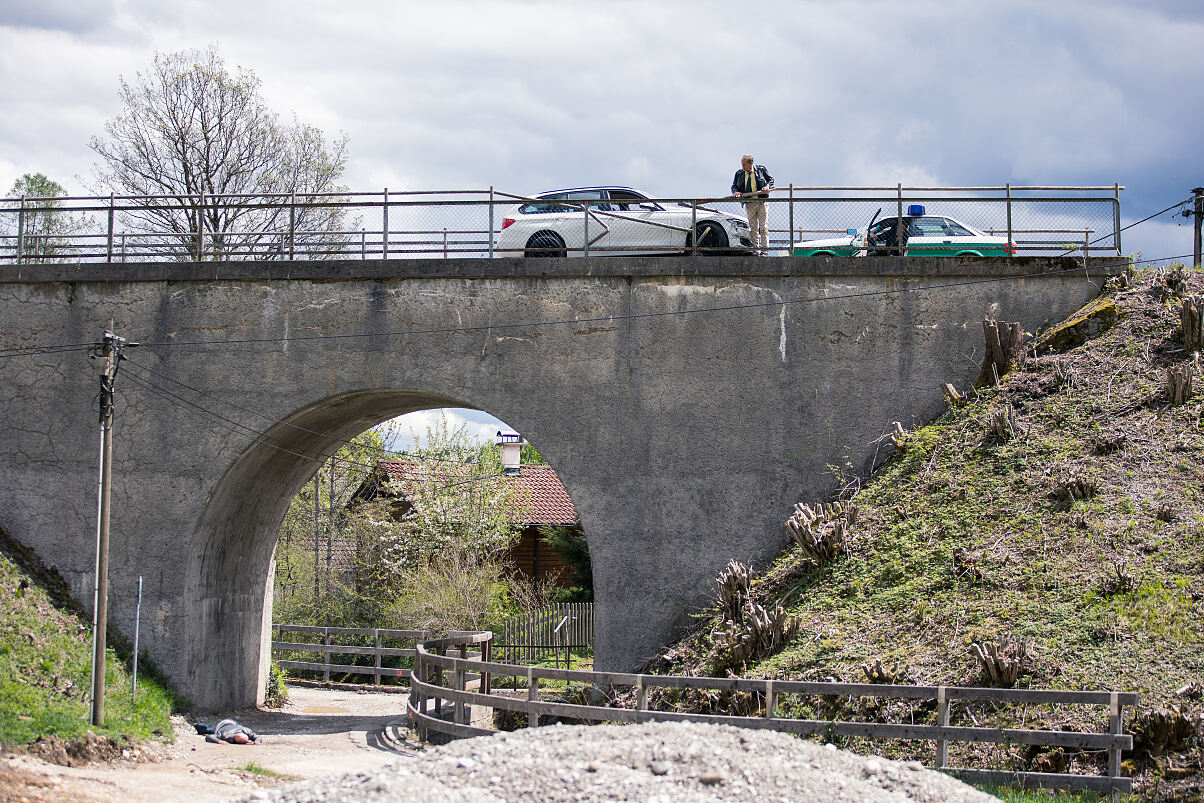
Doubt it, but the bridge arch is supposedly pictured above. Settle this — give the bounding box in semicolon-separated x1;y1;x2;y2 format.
183;388;576;708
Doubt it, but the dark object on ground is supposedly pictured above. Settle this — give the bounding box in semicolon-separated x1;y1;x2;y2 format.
195;718;260;744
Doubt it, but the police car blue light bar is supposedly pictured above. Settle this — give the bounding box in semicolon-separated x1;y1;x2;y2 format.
908;204;925;216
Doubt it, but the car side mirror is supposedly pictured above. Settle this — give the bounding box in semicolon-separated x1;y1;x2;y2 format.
847;228;858;236
640;203;657;211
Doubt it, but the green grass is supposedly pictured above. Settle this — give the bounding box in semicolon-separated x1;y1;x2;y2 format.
0;550;176;747
234;761;282;777
653;269;1204;789
973;784;1103;802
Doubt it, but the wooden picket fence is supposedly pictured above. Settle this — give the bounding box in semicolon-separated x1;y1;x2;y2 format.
495;603;594;664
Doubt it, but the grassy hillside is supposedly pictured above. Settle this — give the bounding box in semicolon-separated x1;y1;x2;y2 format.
0;530;175;750
653;267;1204;795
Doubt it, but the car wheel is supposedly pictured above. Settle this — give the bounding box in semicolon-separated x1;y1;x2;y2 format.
525;232;566;258
689;222;729;254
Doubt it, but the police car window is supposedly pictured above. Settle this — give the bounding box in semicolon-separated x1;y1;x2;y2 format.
870;219;894;234
944;219;975;236
909;218;950;236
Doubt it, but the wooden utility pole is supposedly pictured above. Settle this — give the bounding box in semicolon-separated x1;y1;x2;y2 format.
1192;187;1203;270
90;328;127;727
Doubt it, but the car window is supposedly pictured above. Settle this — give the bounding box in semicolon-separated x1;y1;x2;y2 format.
869;219;896;235
607;190;648;211
562;190;613;211
944;219;976;236
908;217;952;237
519;193;572;214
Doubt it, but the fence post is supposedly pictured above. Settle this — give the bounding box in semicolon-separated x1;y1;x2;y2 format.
323;628;331;683
489;186;495;259
120;234;126;263
764;679;776;719
482;637;492;696
453;661;466;725
1114;182;1123;256
15;195;24;265
896;183;905;257
1005;183;1013;258
691;202;697;255
583;203;589;257
374;630;382;686
1083;230;1090;270
788;185;795;255
443;227;448;258
935;686;949;769
198;191;205;261
527;666;540;728
104;193;115;264
288;192;296;260
1108;691;1122;791
382;188;389;259
635;676;648;723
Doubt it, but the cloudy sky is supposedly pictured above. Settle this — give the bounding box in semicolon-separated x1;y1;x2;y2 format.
2;0;1201;441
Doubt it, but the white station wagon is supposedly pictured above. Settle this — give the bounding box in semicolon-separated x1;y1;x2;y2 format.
496;186;754;257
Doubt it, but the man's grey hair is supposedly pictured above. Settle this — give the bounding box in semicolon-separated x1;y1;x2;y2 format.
741;154;755;162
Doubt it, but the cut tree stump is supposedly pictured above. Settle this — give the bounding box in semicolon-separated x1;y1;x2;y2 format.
1183;296;1203;352
977;319;1025;387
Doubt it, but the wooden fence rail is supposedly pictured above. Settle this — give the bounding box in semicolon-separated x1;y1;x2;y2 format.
271;624;436;685
408;632;1137;796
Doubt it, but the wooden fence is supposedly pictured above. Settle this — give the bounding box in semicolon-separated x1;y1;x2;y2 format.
495;602;594;664
409;632;1137;795
271;624;431;685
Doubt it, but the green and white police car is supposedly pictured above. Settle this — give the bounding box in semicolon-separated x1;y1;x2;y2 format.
792;206;1016;257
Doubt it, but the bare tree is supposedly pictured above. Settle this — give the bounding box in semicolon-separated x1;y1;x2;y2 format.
89;46;351;261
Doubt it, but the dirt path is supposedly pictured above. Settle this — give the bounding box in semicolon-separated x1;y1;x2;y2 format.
0;685;425;802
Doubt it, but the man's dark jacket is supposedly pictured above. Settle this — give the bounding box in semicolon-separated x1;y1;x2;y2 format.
731;165;774;197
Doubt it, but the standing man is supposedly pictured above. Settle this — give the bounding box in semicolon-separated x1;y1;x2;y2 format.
732;154;774;254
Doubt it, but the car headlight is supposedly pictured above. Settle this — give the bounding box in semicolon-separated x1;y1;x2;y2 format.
728;218;749;229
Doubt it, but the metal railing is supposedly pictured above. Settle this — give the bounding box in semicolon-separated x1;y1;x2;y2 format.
495;602;594;665
409;631;1137;795
0;184;1122;264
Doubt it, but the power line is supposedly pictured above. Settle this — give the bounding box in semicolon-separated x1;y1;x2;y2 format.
119;369;510;493
1057;197;1193;257
119;355;502;467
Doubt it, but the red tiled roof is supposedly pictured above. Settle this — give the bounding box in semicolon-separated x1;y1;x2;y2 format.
372;460;579;526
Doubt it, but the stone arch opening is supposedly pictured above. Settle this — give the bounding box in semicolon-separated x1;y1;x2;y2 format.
182;388;586;710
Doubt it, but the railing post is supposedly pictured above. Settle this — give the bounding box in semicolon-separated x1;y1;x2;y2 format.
360;229;366;260
443;227;448;258
197;191;205;261
106;193;115;264
527;666;539;728
635;676;648;723
1115;182;1124;257
323;628;331;683
482;637;492;696
788;185;795;256
1083;229;1090;270
120;234;126;263
764;679;776;719
411;649;426;741
373;630;382;686
897;183;905;257
288;192;295;260
15;195;24;265
488;186;495;259
1005;182;1013;258
1108;691;1122;792
583;203;589;257
935;686;949;769
453;661;466;725
691;201;697;255
382;188;389;259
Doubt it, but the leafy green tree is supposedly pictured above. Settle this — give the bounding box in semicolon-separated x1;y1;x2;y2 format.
2;174;92;261
89;45;350;261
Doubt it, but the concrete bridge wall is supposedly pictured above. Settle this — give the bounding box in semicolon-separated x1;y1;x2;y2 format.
0;256;1113;709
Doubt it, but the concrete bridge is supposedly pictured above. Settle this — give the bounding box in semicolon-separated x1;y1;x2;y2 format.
0;255;1115;709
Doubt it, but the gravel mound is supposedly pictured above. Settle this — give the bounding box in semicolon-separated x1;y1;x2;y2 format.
242;721;997;802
